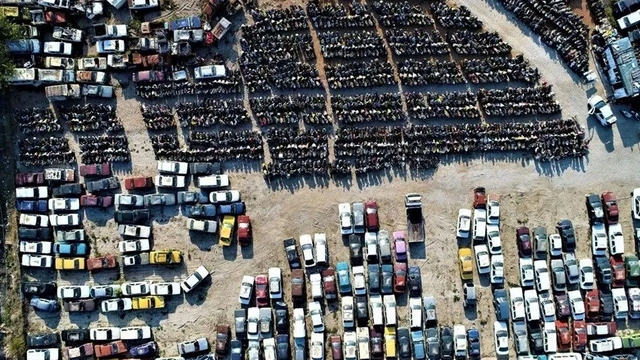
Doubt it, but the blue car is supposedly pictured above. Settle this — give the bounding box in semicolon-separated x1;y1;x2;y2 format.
168;16;202;30
30;297;59;312
467;328;480;359
381;264;394;294
276;334;289;360
411;330;426;360
17;200;47;213
368;264;380;294
184;204;217;218
130;341;157;357
219;202;245;215
54;243;87;256
336;261;352;294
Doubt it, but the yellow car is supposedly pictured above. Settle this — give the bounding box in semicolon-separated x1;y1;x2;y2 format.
132;296;165;310
55;257;85;271
458;248;473;280
384;326;396;358
150;250;183;265
219;216;235;247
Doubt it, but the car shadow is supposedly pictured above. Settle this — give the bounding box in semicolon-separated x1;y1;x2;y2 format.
241;243;254;260
184;276;212;306
68;310;99;327
408;242;426;260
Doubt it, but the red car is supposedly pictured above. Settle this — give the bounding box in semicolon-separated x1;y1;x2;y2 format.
393;262;407;294
87;255;118;271
584;289;600;321
94;341;127;358
572;320;587;352
601;191;619;224
80;195;113;208
611;255;626;288
473;187;486;209
255;275;269;307
237;215;252;246
79;163;111;177
322;268;337;300
15;172;44;186
364;200;379;232
516;227;532;257
555;320;571;351
124;176;154;190
330;335;342;360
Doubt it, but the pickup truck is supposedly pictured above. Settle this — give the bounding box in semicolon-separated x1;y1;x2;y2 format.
52;26;83;42
77;57;107;70
44;57;75;69
405;193;424;243
130;37;158;51
64;343;93;360
93;24;128;39
45;168;75;182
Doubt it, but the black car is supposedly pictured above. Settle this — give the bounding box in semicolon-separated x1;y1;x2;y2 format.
408;266;421;298
349;234;363;265
532;226;548;261
440;326;454;360
61;329;90;344
556;219;576;252
27;333;58;348
276;334;289;360
274;301;289;335
380;265;393;295
114;209;150;225
355;295;368;326
425;328;439;360
22;282;56;298
230;339;243;360
594;256;612;286
528;323;544;354
18;227;51;240
614;0;640;16
283;238;301;269
397;327;411;360
190;162;222;175
52;183;83;197
368;264;380;294
585;193;605;225
599;289;614;320
86;177;119;193
492;289;509;322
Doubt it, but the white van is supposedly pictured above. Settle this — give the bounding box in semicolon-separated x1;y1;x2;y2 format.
618;9;640;30
356;327;370;360
543;322;557;354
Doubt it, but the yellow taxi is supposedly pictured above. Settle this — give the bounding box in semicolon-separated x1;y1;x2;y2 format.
219;216;235;247
150;250;183;265
55;257;85;271
132;296;165;310
458;248;473;280
384;326;396;358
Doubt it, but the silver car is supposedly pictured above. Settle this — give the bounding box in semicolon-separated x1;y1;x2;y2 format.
352;202;365;234
377;230;391;263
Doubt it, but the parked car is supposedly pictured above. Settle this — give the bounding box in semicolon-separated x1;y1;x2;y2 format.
124;176;154;190
114;209;150;224
30;297;59;312
19;214;49;227
85;177;119;193
568;290;586;320
94;340;127;357
219;216;235;246
115;194;144;207
22;282;56;298
516;226;532;257
20;241;52;254
349;234;363;265
187;218;217;233
218;202;245;215
79;163;110;177
209;190;240;204
19;227;51;241
27;333;58;348
64;299;95;312
194;65;226;79
557;219;577;251
365;200;379;231
61;329;90;344
144;193;176;206
55;257;85;270
16;172;45;186
283;238;301;269
408;266;422;298
255;274;269;307
493;322;509;356
118;239;151;253
80;195;112;208
237;215;252;246
608;223;625;255
22;254;53;268
336;261;352;294
394;262;407;293
150;282;181;296
602;191;620;224
181;265;210;293
90;284;120;299
156;175;186;188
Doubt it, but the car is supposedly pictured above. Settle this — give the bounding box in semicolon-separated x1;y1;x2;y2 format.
53;242;87;256
343;331;357;360
79;163;110;177
49;214;80;227
218;202;246;215
114;194;144;207
568;290;585;320
19;214;49;227
22;282;56;298
341;296;355;328
425;328;439;360
148;250;182;265
352;266;366;296
255;274;269;307
187;218;217;233
54;229;84;243
16;186;49;199
474;244;490;275
365;232;378;262
411;329;426;360
129;341;157;358
64;299;96;312
600;289;615;320
440;326;454;360
550;259;567;292
184;204;217;219
464;283;477;310
580;258;595;290
80;195;113;208
57;285;90;300
238;275;254;305
48;198;80;212
44;41;72;55
177;190;198;203
118;239;151;253
144;193;176;206
601;191;619;224
181;265;210;293
524;289;541;322
628;287;640;319
150;282;181;296
55;257;85;270
275;335;289;360
27;333;58;348
114;209;150;225
472;208;487;242
218;215;235;246
383;295;397;326
591;223;608;256
189;162;220;175
510;287;526;321
292;307;305;340
458;248;473;280
370;294;384;327
22;254;53;268
121;253;150;267
19;227;51;241
611;255;626;288
563;252;580;285
489;254;504;285
299;234;316;268
586;321;617;336
548;233;562;258
132;295;165;310
349;234;363;265
196;174;229;188
570;320;587;352
378;230;392;263
396;328;410;360
627;255;640;286
486;225;502;255
259;307;273;338
512;321;529;355
533;226;548;260
339;203;354;235
155;175;186;188
291;269;305;305
274;302;288;335
516;226;532;257
336;261;352;294
584;289;601;321
590;337;623;353
20;241;52;255
539;291;556;322
156;160;188;174
394;262;407;293
408;266;422;298
554;320;571;352
16;172;45;186
90;327;121;341
309;301;324;332
323;268;338;300
393;231;407;262
612;287;629;319
194;64;226;79
557;219;577;251
486;196;500;224
585;193;606;225
96;39;125;53
364;200;379;231
123;176;154;190
491;321;508;357
283;238;301;269
30;297;59;312
456;209;472;239
85;177;119;193
534;259;551;292
177;338;209;356
595;256;612;286
352;202;365;234
384;326;397;359
608;223;625;255
588;95;618;126
492;289;509;322
52;184;83;197
328;335;342;360
61;329;90;344
381;264;394;294
409;297;422;330
121;282;149;297
89;284;120;299
553;293;570;320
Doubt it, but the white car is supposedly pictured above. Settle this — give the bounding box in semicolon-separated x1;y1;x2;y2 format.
155;175;186;188
563;252;580;285
16;186;48;199
101;298;132;312
524;289;541;322
118;224;151;238
194;65;226;79
187;219;217;233
353;266;366;296
627;287;640;319
196;175;229;188
150;282;181;296
48;198;80;211
486;225;502;255
310;273;323;300
486;198;500;225
493;321;509;356
342;296;355;328
90;327;121;341
539;292;556;323
264;338;277;360
19;214;49;227
612;287;629;319
339;203;353;235
543;322;557;353
157;160;188;174
344;331;357;360
114;194;144;207
292;307;305;340
310;332;324;360
549;234;562;257
409;297;423;330
49;214;80;227
568;290;585;320
608;223;625;255
520;257;534;287
181;265;209;293
239;275;254;305
21;254;53;268
268;267;282;300
308;301;324;333
57;285;91;299
454;324;467;358
490;254;504;285
314;233;328;265
632;188;640;220
474;244;490;274
299;234;315;268
456;208;472;239
96;39;124;54
118;239;151;253
19;241;52;254
588;95;617;126
121;326;152;340
510;287;525;321
370;294;384;327
590;337;623;353
122;281;150;296
591;224;608;256
44;41;72;55
579;258;595;290
365;232;378;261
209;190;240;204
534;260;551;292
383;294;397;326
472;209;487;241
90;285;121;299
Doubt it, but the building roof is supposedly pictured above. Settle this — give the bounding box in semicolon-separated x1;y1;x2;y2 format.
606;37;640;99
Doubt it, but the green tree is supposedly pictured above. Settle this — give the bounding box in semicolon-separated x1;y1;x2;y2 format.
0;13;23;91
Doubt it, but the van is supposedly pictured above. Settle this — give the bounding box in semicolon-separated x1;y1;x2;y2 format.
543;322;558;353
357;327;370;360
618;9;640;30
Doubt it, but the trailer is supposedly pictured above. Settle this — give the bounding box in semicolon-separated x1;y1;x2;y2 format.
405;193;425;243
45;84;80;101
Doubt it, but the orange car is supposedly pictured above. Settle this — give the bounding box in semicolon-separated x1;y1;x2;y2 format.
94;340;127;358
555;320;571;351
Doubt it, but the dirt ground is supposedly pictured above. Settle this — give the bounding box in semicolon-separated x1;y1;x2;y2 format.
16;0;640;359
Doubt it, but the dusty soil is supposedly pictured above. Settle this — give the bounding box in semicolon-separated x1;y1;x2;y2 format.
16;0;640;359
